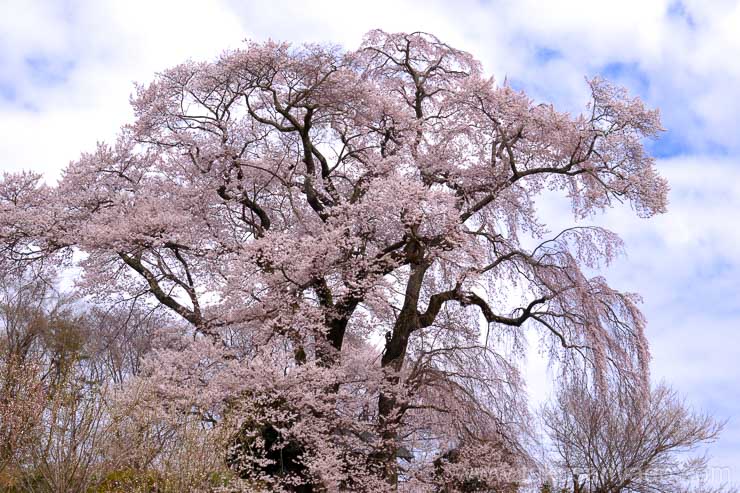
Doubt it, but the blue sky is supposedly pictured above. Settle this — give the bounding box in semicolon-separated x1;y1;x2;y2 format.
1;0;739;485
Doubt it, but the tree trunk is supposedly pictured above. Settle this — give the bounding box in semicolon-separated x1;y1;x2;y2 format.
376;242;428;487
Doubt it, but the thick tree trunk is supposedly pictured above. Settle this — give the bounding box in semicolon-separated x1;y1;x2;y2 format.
376;309;416;487
376;242;428;487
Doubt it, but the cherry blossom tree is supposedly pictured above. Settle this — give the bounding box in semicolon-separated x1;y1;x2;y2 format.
0;30;668;491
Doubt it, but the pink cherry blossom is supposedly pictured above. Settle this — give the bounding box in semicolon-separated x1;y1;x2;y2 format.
0;30;668;491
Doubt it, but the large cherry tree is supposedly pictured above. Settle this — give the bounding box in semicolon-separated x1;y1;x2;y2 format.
0;31;667;491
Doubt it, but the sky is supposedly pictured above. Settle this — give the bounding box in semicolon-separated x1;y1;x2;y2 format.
1;0;739;485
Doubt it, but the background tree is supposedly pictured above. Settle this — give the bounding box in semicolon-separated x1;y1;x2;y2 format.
0;30;668;491
0;273;49;478
542;381;728;493
0;272;212;492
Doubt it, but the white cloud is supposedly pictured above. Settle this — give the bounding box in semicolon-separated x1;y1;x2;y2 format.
0;0;245;177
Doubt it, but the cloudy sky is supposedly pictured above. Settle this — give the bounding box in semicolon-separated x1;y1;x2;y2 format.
2;0;738;484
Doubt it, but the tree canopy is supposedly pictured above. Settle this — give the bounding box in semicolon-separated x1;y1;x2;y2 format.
0;30;670;491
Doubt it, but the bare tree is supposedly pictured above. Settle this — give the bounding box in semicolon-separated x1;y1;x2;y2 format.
0;272;164;492
0;273;64;479
542;380;729;493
